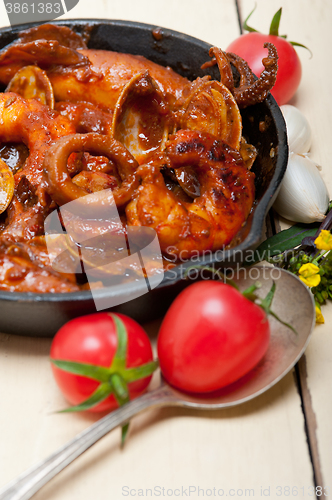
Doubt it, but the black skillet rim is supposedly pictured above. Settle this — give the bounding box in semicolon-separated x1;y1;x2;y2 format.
0;18;288;304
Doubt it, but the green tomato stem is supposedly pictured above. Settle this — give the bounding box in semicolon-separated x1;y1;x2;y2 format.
123;360;159;383
121;423;130;448
242;4;311;56
57;382;113;413
110;373;130;404
242;4;259;33
111;373;131;448
269;8;282;36
53;313;158;448
50;359;110;383
109;313;128;371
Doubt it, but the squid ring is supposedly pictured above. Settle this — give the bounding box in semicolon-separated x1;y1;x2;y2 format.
43;133;139;209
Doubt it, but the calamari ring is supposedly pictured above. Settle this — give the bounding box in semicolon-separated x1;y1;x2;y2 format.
43;133;139;209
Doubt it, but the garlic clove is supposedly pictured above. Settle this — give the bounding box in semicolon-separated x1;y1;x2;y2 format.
273;153;329;223
281;104;312;154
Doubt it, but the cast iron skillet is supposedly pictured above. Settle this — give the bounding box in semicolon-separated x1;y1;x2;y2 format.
0;20;288;336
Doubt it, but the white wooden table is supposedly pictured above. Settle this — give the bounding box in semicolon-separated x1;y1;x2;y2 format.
0;0;331;498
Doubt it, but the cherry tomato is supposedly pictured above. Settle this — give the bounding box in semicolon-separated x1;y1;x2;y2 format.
157;281;270;393
50;312;155;412
227;32;301;105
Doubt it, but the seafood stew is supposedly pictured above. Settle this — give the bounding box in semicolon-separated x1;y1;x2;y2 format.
0;20;288;335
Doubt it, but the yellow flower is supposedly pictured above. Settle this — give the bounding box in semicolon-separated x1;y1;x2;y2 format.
315;230;332;251
315;304;325;324
298;263;321;287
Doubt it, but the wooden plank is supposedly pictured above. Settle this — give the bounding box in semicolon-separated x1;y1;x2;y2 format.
0;330;315;500
239;0;332;487
0;2;9;27
0;1;317;498
61;0;240;49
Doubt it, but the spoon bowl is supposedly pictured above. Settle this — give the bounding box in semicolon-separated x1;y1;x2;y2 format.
0;266;315;500
170;265;315;407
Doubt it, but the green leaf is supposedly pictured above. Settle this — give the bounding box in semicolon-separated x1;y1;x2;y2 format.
242;282;261;302
109;313;128;371
124;360;159;383
111;373;129;405
58;382;113;412
248;224;319;264
289;41;313;57
110;373;131;448
269;310;298;335
243;4;260;33
121;423;130;448
51;359;110;383
256;282;298;335
324;251;332;263
269;8;282;36
259;282;276;311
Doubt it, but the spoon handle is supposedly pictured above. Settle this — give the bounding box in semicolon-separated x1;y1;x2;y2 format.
0;385;175;500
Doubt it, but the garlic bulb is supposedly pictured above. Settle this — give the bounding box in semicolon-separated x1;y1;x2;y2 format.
281;104;312;154
273;153;329;223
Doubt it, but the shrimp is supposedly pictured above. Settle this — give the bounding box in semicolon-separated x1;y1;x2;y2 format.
125;130;255;259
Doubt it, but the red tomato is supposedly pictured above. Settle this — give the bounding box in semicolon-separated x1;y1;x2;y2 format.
50;313;154;412
157;281;270;393
227;32;302;105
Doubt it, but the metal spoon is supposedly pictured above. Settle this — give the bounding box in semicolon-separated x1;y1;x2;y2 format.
0;266;315;500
